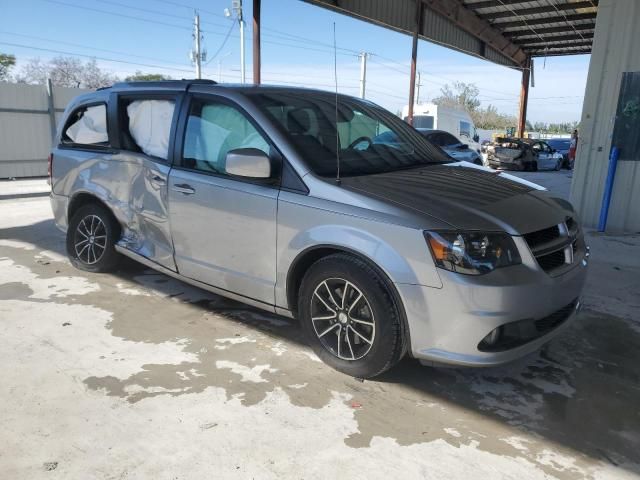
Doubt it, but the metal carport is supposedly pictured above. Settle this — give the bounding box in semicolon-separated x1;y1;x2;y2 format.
251;0;598;137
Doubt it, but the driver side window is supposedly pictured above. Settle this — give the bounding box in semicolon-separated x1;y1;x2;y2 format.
182;99;270;175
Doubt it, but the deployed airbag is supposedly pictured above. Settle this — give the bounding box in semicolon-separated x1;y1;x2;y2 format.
127;100;175;159
66;105;108;144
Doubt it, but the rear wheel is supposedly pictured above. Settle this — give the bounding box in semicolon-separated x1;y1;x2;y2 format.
298;254;404;378
555;159;562;171
66;203;121;273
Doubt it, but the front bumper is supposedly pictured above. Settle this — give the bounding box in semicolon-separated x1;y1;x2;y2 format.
397;237;588;367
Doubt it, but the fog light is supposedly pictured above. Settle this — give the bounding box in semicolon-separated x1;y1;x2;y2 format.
482;327;502;346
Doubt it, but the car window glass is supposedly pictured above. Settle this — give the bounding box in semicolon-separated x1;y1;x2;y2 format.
441;133;459;146
250;91;452;177
183;99;270;175
126;100;175;160
432;133;445;146
338;111;392;150
64;104;108;145
411;115;434;129
459;121;471;138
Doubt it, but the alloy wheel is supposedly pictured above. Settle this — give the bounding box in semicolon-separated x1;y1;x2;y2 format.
73;214;107;265
310;277;376;361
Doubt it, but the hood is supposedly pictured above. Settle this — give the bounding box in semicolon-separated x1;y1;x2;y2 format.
340;162;572;235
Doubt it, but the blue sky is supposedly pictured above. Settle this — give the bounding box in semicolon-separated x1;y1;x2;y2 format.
0;0;590;123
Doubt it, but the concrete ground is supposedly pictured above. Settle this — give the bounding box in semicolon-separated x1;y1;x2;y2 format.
1;172;640;479
0;177;50;199
509;170;575;200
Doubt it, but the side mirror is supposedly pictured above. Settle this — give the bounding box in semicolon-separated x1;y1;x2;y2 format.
225;148;271;178
473;134;480;143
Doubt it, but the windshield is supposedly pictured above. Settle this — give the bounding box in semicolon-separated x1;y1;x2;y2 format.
248;91;451;177
547;138;570;150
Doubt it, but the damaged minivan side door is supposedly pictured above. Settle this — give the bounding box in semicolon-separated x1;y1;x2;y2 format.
167;94;279;306
108;91;183;271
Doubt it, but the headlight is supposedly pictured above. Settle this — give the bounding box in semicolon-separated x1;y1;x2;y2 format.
425;231;521;275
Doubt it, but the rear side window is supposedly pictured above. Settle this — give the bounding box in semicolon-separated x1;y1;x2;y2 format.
125;99;175;160
63;104;109;146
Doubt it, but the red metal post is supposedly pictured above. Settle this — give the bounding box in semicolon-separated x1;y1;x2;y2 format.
517;55;531;138
407;0;423;125
253;0;261;84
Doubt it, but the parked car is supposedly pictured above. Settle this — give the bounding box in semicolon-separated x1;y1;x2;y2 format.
546;137;572;169
486;137;539;171
50;80;588;378
523;139;565;171
416;129;483;165
402;103;482;153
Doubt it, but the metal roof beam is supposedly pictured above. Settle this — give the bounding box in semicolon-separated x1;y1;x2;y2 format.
505;23;594;37
521;38;593;48
467;0;597;9
424;0;528;66
476;2;595;21
496;12;596;29
517;32;594;43
527;47;592;56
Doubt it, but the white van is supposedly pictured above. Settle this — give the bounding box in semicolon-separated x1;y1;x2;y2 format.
403;103;481;153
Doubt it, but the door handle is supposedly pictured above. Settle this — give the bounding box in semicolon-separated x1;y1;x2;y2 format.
172;183;196;195
151;175;166;186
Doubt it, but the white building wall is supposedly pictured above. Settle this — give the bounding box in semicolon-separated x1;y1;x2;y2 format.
0;83;90;178
570;0;640;233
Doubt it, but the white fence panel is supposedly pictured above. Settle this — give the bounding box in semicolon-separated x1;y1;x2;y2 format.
0;83;90;178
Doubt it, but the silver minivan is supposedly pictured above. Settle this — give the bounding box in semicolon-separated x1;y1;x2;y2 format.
50;80;588;378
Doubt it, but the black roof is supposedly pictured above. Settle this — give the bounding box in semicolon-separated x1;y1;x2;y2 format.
98;79;217;91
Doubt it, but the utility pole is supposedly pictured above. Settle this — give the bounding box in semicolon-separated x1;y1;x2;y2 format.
230;1;246;84
416;71;423;105
191;12;206;79
359;52;368;99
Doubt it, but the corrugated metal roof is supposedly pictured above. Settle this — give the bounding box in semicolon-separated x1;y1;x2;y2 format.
302;0;598;67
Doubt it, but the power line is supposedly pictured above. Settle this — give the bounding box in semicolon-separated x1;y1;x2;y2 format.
0;31;193;68
43;0;192;31
0;41;196;73
204;19;236;66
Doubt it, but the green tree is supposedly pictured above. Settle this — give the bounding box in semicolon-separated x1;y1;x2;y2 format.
0;53;16;81
125;71;172;81
433;81;481;113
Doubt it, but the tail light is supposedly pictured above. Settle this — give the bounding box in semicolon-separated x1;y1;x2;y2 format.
47;153;53;186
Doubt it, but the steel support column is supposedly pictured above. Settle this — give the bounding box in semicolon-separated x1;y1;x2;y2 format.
253;0;261;84
517;55;531;138
407;0;423;125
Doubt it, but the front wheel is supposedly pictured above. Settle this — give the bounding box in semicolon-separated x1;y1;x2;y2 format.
298;254;404;378
66;203;121;273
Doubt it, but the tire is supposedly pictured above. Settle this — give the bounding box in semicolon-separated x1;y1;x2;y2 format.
66;203;121;273
531;161;538;172
555;160;562;171
298;253;404;378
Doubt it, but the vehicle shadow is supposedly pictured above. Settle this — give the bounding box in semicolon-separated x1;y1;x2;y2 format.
3;218;640;474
